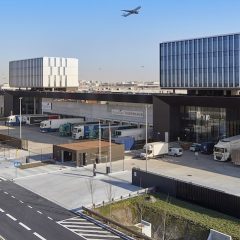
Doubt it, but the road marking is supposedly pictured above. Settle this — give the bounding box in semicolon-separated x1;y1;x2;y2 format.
19;222;31;231
6;213;17;221
28;205;33;209
33;232;46;240
11;195;15;199
4;192;8;195
0;177;6;181
37;210;42;215
0;208;5;213
58;216;122;240
19;200;24;204
48;216;53;220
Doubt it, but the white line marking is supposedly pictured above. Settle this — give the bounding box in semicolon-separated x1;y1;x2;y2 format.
11;195;15;199
37;210;42;215
0;177;6;181
14;167;71;181
33;232;46;240
47;216;53;220
6;213;17;221
0;208;5;213
19;200;24;204
28;205;32;209
19;222;31;230
4;192;8;195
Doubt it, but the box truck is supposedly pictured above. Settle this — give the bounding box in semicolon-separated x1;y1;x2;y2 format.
140;142;169;159
213;135;240;161
40;118;84;132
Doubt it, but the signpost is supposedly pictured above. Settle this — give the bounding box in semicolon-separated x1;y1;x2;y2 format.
14;161;22;179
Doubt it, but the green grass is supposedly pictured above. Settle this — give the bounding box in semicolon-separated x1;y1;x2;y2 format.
98;193;240;240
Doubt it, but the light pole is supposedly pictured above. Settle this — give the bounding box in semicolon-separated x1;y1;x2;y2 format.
109;122;112;173
19;97;22;139
98;120;101;163
145;105;148;172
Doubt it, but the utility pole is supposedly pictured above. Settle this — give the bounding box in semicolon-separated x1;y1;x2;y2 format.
98;120;101;163
19;97;22;139
109;122;112;173
145;105;148;172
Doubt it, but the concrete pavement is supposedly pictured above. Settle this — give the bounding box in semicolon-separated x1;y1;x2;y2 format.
0;181;84;240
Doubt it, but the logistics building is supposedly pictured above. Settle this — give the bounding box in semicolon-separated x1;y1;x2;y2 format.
4;33;240;144
160;33;240;92
9;57;78;90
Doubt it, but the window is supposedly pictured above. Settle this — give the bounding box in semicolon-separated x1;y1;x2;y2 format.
208;38;213;52
234;34;239;50
203;38;208;52
213;37;217;52
223;36;228;51
218;36;223;51
229;35;234;51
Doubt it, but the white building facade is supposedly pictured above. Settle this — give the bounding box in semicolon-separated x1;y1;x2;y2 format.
42;99;153;127
9;57;78;89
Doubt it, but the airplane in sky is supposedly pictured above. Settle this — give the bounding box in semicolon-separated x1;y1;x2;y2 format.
121;6;141;17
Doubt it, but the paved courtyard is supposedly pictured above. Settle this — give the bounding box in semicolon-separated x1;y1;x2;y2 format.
0;123;240;211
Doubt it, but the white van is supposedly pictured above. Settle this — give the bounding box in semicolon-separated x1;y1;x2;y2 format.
168;147;183;157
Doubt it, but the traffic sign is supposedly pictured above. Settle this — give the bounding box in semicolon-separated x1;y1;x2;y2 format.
14;161;22;168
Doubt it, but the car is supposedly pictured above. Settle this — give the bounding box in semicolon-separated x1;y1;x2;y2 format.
189;143;201;152
200;142;215;154
168;147;183;157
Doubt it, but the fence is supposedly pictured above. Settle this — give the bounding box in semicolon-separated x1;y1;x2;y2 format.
0;134;27;149
132;168;240;219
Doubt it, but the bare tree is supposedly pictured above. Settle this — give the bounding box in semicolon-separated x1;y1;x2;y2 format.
86;178;96;209
105;183;115;217
153;195;176;240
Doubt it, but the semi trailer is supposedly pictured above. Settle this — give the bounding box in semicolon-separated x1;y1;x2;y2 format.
40;118;84;132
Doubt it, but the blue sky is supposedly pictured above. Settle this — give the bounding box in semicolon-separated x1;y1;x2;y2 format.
0;0;240;83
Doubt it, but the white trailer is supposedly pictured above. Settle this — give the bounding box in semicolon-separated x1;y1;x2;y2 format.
213;135;240;161
115;128;149;141
40;118;84;132
140;142;168;159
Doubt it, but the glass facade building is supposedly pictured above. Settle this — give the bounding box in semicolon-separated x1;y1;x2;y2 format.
160;33;240;88
179;105;240;142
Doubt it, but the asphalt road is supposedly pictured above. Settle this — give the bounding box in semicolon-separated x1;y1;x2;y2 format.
0;180;85;240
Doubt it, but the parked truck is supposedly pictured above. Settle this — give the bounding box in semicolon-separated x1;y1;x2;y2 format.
72;123;101;139
60;121;99;137
40;118;84;132
101;125;138;139
5;115;26;126
140;142;169;159
213;135;240;161
72;124;137;140
26;114;59;125
115;127;152;141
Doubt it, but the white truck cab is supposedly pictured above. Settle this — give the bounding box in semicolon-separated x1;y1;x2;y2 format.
72;125;84;139
214;135;240;161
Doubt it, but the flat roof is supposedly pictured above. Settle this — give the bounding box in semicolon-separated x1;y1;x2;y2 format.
56;140;119;152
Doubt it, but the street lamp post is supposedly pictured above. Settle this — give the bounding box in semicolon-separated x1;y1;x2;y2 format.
145;105;148;172
19;97;22;139
98;120;101;163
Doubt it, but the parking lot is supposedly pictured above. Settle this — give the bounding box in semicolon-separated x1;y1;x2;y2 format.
0;123;239;210
0;123;74;152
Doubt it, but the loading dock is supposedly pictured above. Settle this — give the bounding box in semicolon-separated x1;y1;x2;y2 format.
53;140;124;166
